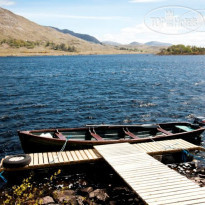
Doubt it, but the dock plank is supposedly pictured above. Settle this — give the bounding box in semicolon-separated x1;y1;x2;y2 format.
47;152;54;164
38;153;44;165
95;142;205;205
65;151;74;161
70;151;78;161
42;153;49;165
75;151;84;161
61;151;69;162
57;152;64;163
52;152;59;163
33;153;39;166
79;150;88;160
28;154;34;166
84;149;94;159
0;148;102;171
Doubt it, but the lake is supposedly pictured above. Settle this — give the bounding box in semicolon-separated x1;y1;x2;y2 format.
0;54;205;158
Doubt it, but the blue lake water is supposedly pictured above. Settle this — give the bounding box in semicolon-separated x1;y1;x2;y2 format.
0;54;205;158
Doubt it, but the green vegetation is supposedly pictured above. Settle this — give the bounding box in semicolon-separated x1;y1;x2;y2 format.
118;47;142;52
1;169;61;205
0;39;77;52
45;41;76;52
158;44;205;55
0;39;40;49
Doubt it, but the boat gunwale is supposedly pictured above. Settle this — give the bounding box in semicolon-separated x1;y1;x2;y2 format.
18;122;205;144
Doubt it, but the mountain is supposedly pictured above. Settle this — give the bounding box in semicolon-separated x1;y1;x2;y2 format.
0;7;109;53
102;41;122;46
129;42;142;46
145;41;172;47
102;41;171;47
51;27;101;44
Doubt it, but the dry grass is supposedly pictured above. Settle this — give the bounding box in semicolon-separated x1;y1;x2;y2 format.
0;46;152;57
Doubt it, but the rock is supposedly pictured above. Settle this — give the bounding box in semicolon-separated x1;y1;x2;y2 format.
53;190;76;204
194;177;201;183
80;186;93;194
77;195;88;205
89;189;109;201
38;196;55;204
78;179;88;186
25;200;37;205
199;174;205;178
58;195;77;204
109;200;117;205
200;179;205;184
113;186;130;192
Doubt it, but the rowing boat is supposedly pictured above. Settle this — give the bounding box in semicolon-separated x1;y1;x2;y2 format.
18;122;205;153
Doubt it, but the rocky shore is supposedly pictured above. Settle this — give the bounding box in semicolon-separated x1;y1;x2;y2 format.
1;156;205;204
0;163;145;205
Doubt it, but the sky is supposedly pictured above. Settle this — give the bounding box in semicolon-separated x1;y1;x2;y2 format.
0;0;205;46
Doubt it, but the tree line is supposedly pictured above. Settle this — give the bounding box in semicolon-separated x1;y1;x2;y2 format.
0;39;76;52
158;44;205;55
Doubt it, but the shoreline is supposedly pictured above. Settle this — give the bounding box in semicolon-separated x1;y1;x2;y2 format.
0;51;152;57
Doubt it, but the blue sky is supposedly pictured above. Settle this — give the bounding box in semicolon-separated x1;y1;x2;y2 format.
1;0;205;45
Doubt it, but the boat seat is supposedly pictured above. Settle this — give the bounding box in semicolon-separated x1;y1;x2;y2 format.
89;129;104;141
54;131;66;140
157;127;172;135
175;125;194;132
123;128;140;139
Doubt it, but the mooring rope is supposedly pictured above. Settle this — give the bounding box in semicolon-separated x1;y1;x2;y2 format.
49;137;69;164
0;171;7;183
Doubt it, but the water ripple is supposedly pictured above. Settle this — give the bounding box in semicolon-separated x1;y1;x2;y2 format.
0;54;205;158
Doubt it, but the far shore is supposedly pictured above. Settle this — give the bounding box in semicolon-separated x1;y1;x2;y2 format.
0;50;153;57
0;46;158;57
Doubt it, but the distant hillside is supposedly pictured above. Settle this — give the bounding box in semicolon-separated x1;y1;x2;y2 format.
51;27;102;44
145;41;172;47
102;41;122;46
0;7;172;56
0;7;110;54
103;40;172;47
129;42;142;46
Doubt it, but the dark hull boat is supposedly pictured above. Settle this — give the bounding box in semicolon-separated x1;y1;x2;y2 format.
18;122;205;153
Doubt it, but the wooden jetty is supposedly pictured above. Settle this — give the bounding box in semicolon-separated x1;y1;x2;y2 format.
0;149;101;172
0;139;202;172
95;142;205;205
1;139;205;203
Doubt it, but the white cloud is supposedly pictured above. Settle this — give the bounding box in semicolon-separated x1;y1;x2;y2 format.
16;12;126;20
129;0;164;3
0;0;15;6
99;23;205;46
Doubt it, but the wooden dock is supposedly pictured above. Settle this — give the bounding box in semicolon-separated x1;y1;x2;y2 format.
133;138;201;155
1;139;205;203
0;149;101;172
95;142;205;205
0;139;203;172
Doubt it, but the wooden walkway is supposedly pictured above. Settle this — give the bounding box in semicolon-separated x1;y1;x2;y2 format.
95;142;205;205
133;138;201;155
0;139;203;172
0;149;101;172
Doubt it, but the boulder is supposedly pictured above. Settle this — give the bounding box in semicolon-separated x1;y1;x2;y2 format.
89;189;109;201
38;196;55;204
80;187;93;194
53;190;76;204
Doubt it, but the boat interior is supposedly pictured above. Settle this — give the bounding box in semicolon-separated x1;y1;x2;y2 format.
31;123;200;141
